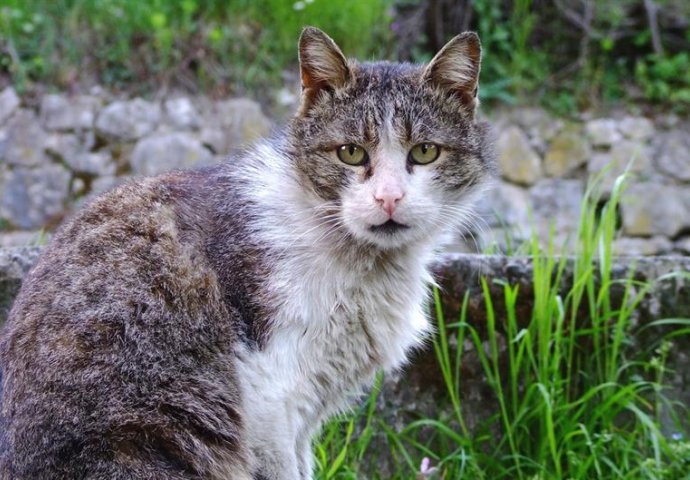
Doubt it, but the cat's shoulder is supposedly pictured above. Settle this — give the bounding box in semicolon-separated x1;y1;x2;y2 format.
5;166;239;334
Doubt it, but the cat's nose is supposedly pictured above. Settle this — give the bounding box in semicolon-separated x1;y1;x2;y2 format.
374;187;405;217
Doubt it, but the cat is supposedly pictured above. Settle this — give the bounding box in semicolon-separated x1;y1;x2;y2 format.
0;27;494;479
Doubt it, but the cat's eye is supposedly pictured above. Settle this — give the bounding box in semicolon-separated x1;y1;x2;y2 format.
409;143;441;165
337;144;368;166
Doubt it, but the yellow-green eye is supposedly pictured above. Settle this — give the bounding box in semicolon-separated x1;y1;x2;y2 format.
409;143;440;165
337;144;368;166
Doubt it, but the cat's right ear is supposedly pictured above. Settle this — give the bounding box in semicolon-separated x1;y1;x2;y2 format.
298;27;351;114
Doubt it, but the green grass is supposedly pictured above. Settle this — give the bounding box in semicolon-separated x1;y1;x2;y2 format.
312;174;690;479
0;0;394;94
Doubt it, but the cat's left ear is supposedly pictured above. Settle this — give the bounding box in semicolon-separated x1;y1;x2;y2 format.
298;27;352;114
423;32;482;114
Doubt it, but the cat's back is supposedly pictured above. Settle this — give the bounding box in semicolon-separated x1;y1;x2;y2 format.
0;167;254;479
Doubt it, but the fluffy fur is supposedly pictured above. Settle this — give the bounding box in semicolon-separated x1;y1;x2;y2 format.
0;28;494;479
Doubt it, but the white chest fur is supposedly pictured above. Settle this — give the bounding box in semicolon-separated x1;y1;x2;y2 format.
235;242;434;479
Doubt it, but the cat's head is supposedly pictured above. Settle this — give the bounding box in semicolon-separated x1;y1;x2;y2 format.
287;27;495;250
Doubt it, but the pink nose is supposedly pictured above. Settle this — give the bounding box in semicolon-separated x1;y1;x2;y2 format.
374;188;405;217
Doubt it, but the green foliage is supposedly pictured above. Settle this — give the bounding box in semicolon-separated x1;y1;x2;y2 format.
635;52;690;110
473;0;546;104
465;0;690;111
2;1;690;111
0;0;394;93
314;174;690;479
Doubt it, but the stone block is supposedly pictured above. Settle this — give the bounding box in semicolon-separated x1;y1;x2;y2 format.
131;133;214;176
621;183;690;237
200;98;271;155
585;118;622;147
654;130;690;182
2;110;48;167
40;94;101;131
0;87;20;126
95;99;161;142
619;116;654;141
544;126;590;177
164;97;201;130
496;125;542;186
0;165;71;230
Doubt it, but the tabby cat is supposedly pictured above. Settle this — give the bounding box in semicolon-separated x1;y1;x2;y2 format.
0;27;494;479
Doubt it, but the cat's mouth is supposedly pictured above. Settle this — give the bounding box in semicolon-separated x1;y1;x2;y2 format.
369;220;410;235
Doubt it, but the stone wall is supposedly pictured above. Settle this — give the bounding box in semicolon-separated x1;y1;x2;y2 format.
1;86;690;255
0;87;272;245
483;109;690;256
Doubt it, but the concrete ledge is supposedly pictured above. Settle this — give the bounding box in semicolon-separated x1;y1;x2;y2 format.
3;248;688;324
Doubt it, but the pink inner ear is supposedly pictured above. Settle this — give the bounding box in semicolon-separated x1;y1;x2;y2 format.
298;30;350;92
297;32;351;115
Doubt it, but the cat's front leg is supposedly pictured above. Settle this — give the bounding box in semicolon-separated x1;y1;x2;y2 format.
251;437;301;480
245;404;302;480
296;433;315;480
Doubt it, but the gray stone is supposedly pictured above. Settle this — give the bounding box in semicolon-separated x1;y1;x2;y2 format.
610;140;652;171
200;98;271;155
585;118;622;148
1;110;48;167
45;133;81;163
511;107;563;147
510;107;548;130
164;97;201;130
613;236;673;256
619;116;654;141
0;129;7;160
90;175;127;196
675;237;690;255
479;182;530;228
40;94;100;131
66;151;116;176
0;231;50;248
200;128;226;155
544;126;590;177
587;140;653;195
0;87;20;126
654;130;690;182
95;99;161;142
621;183;690;237
0;247;43;323
530;179;584;248
496;125;542;186
0;164;71;230
131;133;214;176
659;114;681;129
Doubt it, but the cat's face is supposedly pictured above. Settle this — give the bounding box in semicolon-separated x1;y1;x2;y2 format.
288;28;495;250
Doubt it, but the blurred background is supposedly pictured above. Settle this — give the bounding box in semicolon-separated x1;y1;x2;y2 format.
1;0;690;254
